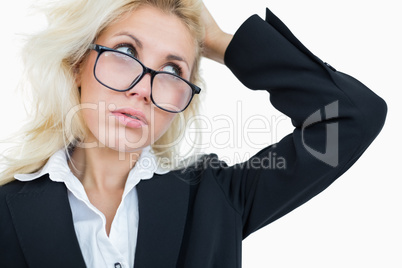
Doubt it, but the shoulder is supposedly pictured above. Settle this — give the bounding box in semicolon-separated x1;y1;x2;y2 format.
0;179;26;200
0;174;57;229
183;153;228;171
0;180;26;228
160;153;230;185
0;175;52;203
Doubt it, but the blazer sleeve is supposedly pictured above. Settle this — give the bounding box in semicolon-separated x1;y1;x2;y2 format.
206;8;387;239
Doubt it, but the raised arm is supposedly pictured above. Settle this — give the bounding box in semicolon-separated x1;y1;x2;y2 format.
200;7;387;238
200;3;232;64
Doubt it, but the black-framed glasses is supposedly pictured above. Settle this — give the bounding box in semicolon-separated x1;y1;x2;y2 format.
89;44;201;113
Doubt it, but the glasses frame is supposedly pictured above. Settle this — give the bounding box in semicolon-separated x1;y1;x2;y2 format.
89;44;201;113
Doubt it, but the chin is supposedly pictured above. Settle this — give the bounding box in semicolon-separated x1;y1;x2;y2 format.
105;137;151;153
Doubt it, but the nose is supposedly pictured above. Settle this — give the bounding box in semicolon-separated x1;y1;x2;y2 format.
125;73;152;104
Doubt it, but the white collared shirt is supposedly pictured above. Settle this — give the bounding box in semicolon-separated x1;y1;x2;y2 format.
14;146;169;268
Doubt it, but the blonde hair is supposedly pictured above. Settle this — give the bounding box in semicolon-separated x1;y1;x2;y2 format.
0;0;204;186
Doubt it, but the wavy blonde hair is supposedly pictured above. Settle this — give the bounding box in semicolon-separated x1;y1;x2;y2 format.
0;0;204;186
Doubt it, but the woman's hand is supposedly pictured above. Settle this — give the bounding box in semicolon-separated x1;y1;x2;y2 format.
201;2;233;64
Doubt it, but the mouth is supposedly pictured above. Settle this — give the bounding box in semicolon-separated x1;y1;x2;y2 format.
111;108;148;128
123;113;141;120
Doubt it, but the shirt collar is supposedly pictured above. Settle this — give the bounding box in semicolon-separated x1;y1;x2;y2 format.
14;146;170;184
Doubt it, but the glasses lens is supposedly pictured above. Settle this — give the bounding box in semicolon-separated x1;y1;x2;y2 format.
95;51;142;91
152;73;193;112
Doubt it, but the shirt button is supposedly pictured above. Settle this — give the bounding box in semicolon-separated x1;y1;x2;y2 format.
114;263;122;268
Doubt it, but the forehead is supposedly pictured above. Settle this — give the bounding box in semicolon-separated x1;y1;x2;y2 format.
98;5;196;63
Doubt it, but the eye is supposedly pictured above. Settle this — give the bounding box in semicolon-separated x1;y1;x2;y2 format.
115;44;136;57
161;64;182;77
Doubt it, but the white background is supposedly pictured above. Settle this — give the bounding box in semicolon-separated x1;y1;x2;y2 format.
1;0;401;267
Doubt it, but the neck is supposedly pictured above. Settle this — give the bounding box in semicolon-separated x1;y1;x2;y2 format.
68;145;142;192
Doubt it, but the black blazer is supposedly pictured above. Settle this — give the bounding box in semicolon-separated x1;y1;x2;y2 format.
0;8;387;268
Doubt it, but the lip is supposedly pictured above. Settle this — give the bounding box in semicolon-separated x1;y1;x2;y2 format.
111;108;148;129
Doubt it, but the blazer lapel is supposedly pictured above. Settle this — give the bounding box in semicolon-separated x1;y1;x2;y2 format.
6;175;86;268
135;172;190;267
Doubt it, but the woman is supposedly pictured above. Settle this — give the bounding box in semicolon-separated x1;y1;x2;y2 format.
0;0;387;267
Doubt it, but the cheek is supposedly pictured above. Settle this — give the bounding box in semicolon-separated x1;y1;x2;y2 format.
79;95;104;142
78;54;98;94
79;56;107;129
80;86;102;128
152;111;177;141
79;72;109;142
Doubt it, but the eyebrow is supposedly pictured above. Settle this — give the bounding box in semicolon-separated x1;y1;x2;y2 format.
114;31;190;69
166;54;189;69
114;31;143;49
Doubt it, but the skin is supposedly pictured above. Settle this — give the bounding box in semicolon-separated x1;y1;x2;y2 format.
70;3;233;236
201;4;233;64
